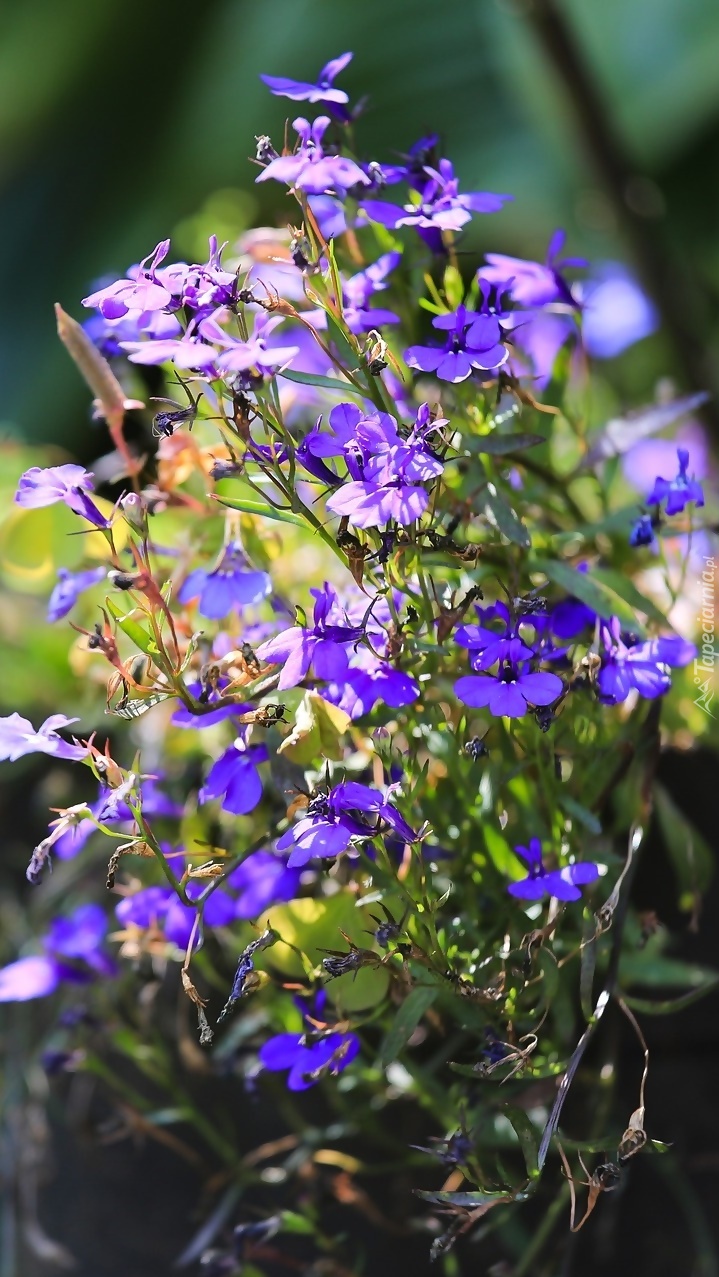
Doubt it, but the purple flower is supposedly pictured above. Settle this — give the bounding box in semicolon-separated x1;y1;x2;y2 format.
455;664;564;718
259;992;360;1090
260;52;353;108
0;904;113;1003
478;229;586;308
227;851;302;919
548;565;598;638
361;160;511;251
197;312;300;378
256;582;364;690
82;240;176;319
578;263;658;358
307;253;401;335
14;464;109;528
508;838;599;902
405;304;509;383
47;566;107;623
326;648;420;719
647;448;705;516
178;542;271;619
597;617;696;704
115;883;236;951
53;778;181;861
276;780;416;869
199;734;268;816
324;402;445;528
0;713;88;763
629;513;657;549
256;117;369;195
455;601;536;670
119;325;219;370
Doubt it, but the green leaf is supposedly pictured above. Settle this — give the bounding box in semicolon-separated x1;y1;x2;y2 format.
590;567;669;627
654;783;715;908
465;433;545;456
279;368;362;395
620;951;718;991
503;1105;540;1179
481;485;531;548
212;495;307;527
623;979;719;1015
105;597;158;657
416;1189;512;1207
530;557;637;629
277;691;351;765
379;986;437;1067
558;794;602;835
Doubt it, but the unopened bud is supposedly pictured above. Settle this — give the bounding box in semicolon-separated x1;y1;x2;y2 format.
120;492;149;534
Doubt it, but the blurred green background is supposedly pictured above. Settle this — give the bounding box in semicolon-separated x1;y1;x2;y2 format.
2;0;719;452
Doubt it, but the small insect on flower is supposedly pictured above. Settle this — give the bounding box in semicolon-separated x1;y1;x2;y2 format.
363;329;389;376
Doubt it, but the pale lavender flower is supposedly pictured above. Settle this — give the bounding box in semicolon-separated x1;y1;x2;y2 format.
14;464;109;528
260;52;353;107
0;713;88;763
256;117;369;195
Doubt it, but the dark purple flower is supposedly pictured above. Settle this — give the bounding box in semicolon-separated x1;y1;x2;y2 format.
171;679;240;729
508;837;599;902
199;734;268;816
258;993;360;1091
629;513;657;548
405;304;509;383
14;464;110;528
178;542;271;619
276;780;416;869
47;566;107;623
647;447;705;516
226;851;301;919
0;712;88;763
455;663;564;718
360;159;511;252
0;904;112;1002
260;52;353;108
256;582;364;690
455;600;536;670
325;648;420;718
478;229;586;308
256;117;369;195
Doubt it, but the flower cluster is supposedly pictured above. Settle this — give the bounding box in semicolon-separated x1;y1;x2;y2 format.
0;44;712;1267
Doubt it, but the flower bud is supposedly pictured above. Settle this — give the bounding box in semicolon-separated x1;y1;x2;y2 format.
120;492;148;535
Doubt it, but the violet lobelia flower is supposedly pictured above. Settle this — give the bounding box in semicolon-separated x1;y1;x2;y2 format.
629;513;658;549
596;617;696;704
323;402;445;528
455;601;536;671
256;117;369;195
178;542;271;619
405;304;509;383
226;851;302;920
0;904;113;1003
306;253;401;335
15;464;110;528
647;447;705;516
361;159;511;252
258;992;360;1091
115;882;237;951
508;838;599;902
455;662;564;718
260;52;353;108
0;712;88;763
478;229;586;309
255;582;365;690
197;312;300;378
199;733;269;816
47;566;107;623
276;779;416;869
82;239;175;319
